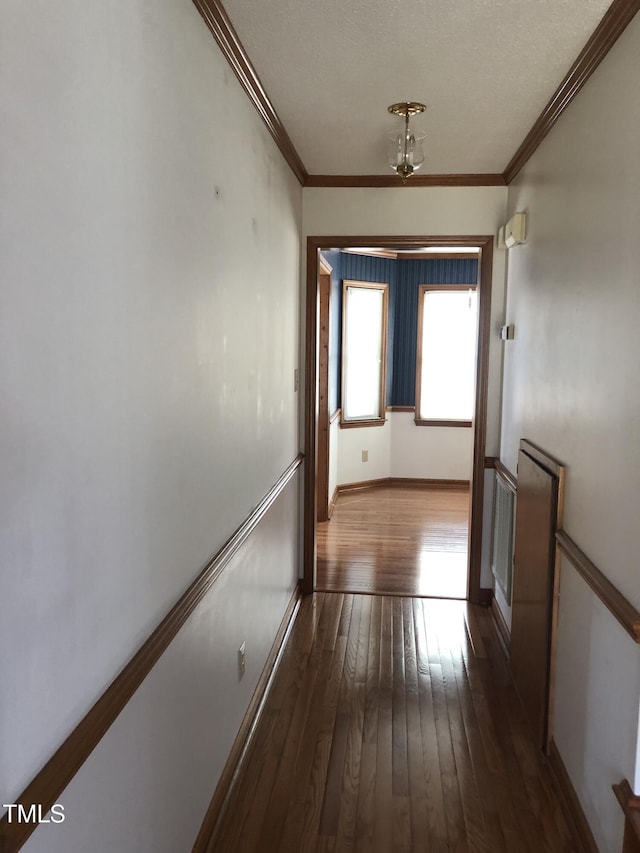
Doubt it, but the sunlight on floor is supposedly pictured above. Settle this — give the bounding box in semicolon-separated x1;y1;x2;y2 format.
418;549;468;598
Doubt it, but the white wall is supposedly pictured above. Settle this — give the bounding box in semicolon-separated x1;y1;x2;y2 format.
389;415;473;480
499;14;640;852
0;0;302;844
333;415;472;485
337;422;391;484
22;476;299;853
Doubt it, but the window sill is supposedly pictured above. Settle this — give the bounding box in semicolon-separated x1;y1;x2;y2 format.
340;417;387;429
414;418;473;428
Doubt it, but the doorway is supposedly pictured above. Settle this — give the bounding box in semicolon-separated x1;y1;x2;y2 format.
303;236;494;603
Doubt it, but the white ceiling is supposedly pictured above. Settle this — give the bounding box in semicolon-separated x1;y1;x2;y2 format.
222;0;613;176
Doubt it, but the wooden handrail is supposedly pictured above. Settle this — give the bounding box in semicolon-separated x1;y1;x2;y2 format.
484;457;517;494
613;779;640;851
556;530;640;643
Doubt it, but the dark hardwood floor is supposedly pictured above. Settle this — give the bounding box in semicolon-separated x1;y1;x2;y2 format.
206;594;579;852
317;486;470;599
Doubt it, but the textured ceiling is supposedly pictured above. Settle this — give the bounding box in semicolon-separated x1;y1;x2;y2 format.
222;0;613;175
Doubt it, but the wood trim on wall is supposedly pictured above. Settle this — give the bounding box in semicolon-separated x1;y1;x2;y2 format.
316;270;331;523
490;596;510;656
336;477;470;495
304;235;494;607
613;779;640;853
484;456;518;494
193;580;303;853
339;418;387;429
0;455;303;853
342;247;399;259
328;486;339;519
556;530;640;643
503;0;640;183
477;588;493;607
469;240;494;604
548;739;599;853
343;250;481;261
305;174;507;188
191;0;308;185
403;252;481;260
330;407;341;425
520;438;565;480
496;459;517;495
414;419;473;428
386;405;415;413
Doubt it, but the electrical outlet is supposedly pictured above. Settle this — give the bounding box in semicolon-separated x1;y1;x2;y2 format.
362;450;368;462
294;369;299;391
238;642;246;680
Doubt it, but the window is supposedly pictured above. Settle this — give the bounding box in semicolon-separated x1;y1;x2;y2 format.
341;280;388;427
415;285;478;425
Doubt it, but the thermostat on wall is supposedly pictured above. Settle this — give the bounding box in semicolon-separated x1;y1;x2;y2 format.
504;212;527;248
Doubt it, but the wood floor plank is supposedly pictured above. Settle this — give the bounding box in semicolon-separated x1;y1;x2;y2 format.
373;597;394;853
391;598;411;852
278;596;347;852
296;629;350;852
206;593;583;853
334;595;372;851
255;593;340;850
422;601;469;853
436;610;489;853
354;596;381;852
208;594;326;852
319;595;363;838
413;598;448;852
317;486;469;598
450;619;506;852
403;598;430;851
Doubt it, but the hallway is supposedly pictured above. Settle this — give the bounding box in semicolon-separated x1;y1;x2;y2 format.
206;593;578;852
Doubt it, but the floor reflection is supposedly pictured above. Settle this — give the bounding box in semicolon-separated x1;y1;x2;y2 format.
417;549;468;598
317;486;470;598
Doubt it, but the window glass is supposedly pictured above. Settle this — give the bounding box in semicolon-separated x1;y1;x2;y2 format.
342;283;387;421
418;289;477;420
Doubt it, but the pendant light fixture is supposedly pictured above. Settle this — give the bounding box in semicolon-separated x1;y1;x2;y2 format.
387;102;427;181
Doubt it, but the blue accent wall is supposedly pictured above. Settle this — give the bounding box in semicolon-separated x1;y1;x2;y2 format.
330;252;478;409
392;257;478;405
341;253;398;405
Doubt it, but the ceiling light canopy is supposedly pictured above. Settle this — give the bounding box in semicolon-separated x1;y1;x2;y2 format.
387;102;427;181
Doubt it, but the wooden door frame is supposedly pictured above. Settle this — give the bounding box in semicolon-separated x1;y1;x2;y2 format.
316;256;332;522
303;235;494;602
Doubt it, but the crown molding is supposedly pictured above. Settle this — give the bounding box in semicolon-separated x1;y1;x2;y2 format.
192;0;308;185
504;0;640;183
305;173;506;188
193;0;639;191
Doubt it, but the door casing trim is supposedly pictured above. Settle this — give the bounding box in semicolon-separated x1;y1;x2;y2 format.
303;235;494;602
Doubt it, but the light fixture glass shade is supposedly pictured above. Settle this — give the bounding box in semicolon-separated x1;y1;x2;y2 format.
387;129;426;178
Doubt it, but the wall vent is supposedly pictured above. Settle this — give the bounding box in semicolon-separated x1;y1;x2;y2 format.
491;473;514;603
